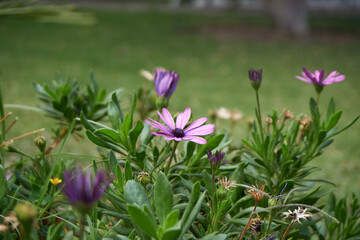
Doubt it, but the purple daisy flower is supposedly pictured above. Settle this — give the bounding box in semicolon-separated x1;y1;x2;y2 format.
296;67;345;92
145;107;214;144
62;167;109;209
154;68;180;98
206;149;230;171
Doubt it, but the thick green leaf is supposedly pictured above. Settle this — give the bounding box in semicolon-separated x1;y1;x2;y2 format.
94;128;122;143
181;181;200;227
165;210;180;229
129;120;144;150
108;100;122;130
124;180;150;209
154;172;173;226
161;224;181;240
127;204;158;239
326;110;342;131
125;159;132;182
326;97;335;121
109;151;117;176
180;191;206;238
115;164;124;193
199;233;227;240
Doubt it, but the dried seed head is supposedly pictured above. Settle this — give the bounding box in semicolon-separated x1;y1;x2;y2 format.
246;184;266;202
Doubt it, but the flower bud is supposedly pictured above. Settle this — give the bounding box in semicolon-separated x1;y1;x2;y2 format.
268;198;277;207
34;135;46;153
248;69;262;91
216;185;228;201
137;172;150;186
14;201;37;225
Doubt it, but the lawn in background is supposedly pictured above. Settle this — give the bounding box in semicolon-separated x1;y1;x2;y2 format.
0;9;359;194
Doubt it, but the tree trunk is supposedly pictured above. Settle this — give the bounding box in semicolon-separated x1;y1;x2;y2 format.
265;0;309;36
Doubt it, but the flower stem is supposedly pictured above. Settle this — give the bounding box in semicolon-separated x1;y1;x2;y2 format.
281;220;294;240
210;171;216;231
165;141;178;176
255;91;264;141
79;214;86;240
236;201;258;240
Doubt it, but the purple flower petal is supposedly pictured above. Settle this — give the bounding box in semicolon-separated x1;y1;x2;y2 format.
164;72;179;98
145;118;172;134
182;136;207;144
302;68;313;79
159;108;175;129
176;107;191;129
150;131;173;137
185;124;215;136
184;117;208;133
296;76;312;83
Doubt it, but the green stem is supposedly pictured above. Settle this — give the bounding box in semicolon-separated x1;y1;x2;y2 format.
255;91;264;141
79;214;86;240
165;141;178;176
266;210;273;234
210;171;216;231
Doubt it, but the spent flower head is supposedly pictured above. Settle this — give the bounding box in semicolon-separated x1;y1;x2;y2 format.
283;207;312;224
296;67;345;93
145;108;214;144
62;167;110;213
218;176;236;192
206;149;230;171
154;68;179;98
246;183;266;202
249;69;262;91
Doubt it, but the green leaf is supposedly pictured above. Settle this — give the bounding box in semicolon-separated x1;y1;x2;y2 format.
127;204;159;240
199;233;227;240
0;165;8;199
115;164;124;193
202;169;212;194
165;210;180;229
327;97;335;121
326;110;342;131
125;158;132;182
181;181;200;227
123;114;132;137
129;120;144;150
130;92;137;126
94;128;122;143
161;224;181;240
80;112;96;131
180;191;206;238
108;100;122;130
188;134;224;167
310;97;320;129
109;151;117;175
330;115;360;138
154;172;173;226
124;180;150;209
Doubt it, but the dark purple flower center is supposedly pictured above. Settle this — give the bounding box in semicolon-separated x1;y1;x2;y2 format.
172;128;185;138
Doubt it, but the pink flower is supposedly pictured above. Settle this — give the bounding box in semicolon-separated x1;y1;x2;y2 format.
296;68;345;87
145;108;215;144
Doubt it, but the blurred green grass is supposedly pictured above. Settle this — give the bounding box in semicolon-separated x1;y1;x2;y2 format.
0;9;359;194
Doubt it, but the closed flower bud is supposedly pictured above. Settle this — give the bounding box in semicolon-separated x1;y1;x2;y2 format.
137;172;150;186
216;185;228;200
14;201;38;224
248;69;262;91
268;198;277;207
34;135;46;153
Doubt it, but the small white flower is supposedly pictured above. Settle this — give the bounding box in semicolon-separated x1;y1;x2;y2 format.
139;69;154;81
217;107;232;119
231;110;243;122
283;207;312;224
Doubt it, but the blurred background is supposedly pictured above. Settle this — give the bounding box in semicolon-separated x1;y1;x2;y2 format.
1;0;359;195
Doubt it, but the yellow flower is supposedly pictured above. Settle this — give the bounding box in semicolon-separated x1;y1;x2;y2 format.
50;177;62;186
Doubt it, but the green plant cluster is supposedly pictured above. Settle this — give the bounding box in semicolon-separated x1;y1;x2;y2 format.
0;71;359;240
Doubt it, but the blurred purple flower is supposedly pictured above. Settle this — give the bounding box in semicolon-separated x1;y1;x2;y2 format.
249;69;262;90
206;149;229;171
154;68;179;98
145;108;214;144
62;167;109;209
296;67;345;92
